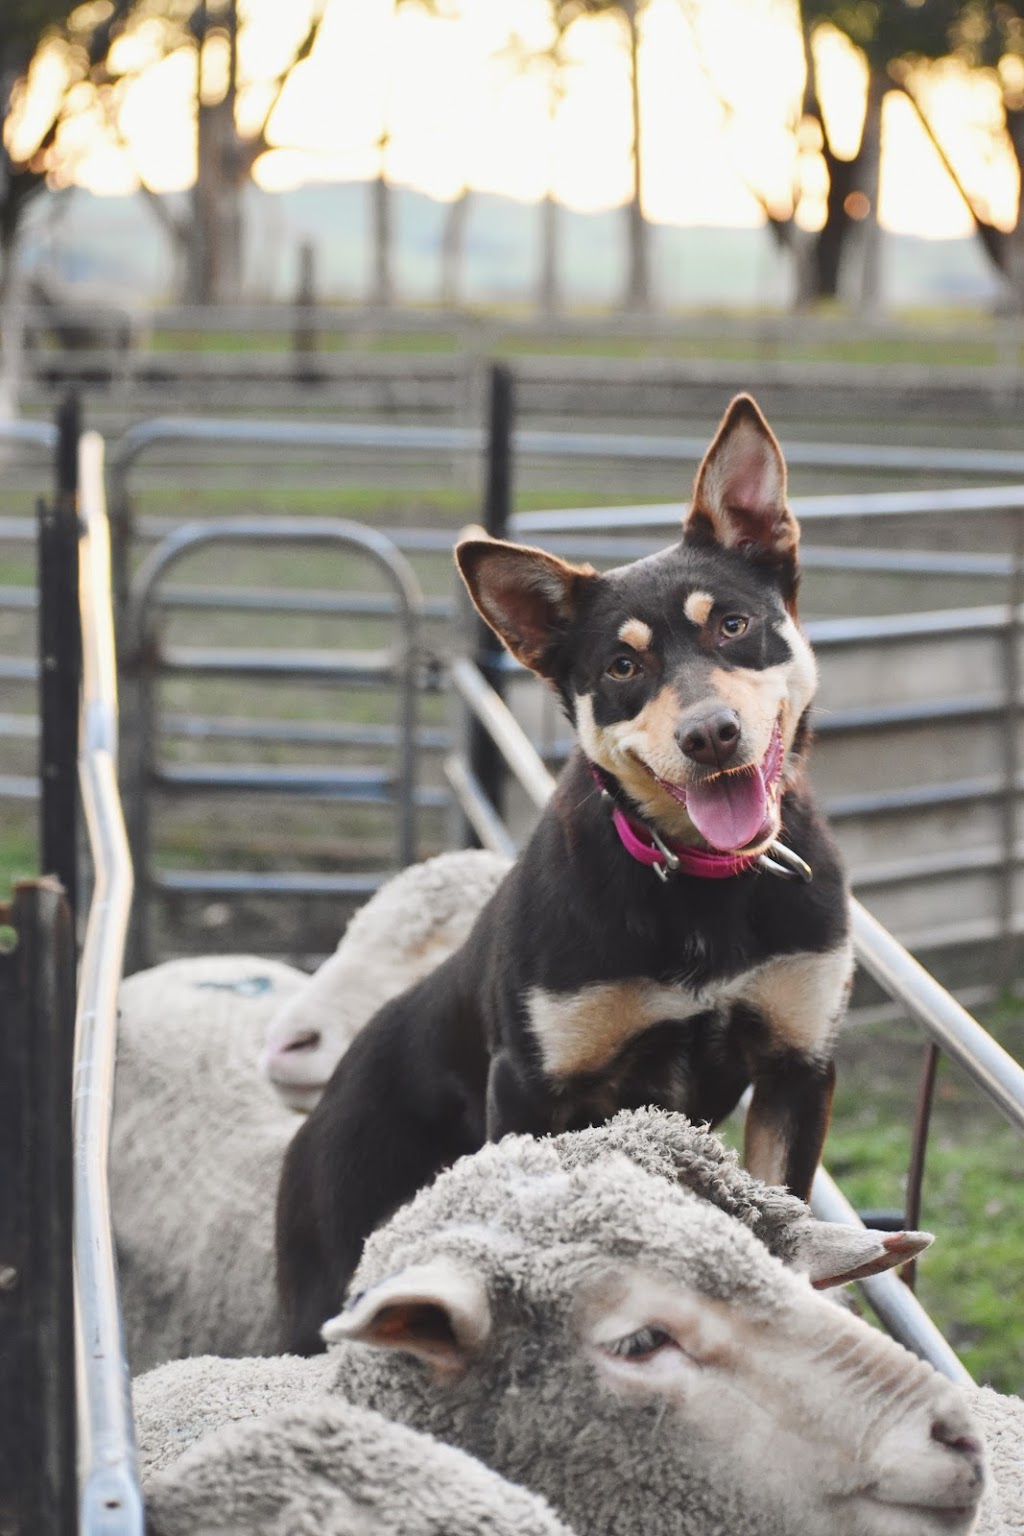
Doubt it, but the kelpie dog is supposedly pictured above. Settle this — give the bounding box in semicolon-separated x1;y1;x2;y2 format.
276;394;852;1354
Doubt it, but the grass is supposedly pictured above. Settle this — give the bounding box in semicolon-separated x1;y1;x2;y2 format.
824;1005;1024;1395
144;311;1024;369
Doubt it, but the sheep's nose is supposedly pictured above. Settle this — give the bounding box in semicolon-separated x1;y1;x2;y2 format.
931;1416;985;1470
281;1029;321;1055
677;708;741;767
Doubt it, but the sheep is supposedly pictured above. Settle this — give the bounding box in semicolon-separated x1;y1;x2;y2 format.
112;854;510;1372
142;1398;574;1536
261;850;511;1112
112;954;308;1373
134;1114;988;1536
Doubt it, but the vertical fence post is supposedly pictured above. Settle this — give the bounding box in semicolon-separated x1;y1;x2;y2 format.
38;392;81;926
464;364;513;843
0;879;77;1536
999;505;1022;995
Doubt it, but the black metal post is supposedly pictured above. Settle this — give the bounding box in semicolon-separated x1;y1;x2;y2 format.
38;392;81;926
466;364;513;839
0;879;77;1536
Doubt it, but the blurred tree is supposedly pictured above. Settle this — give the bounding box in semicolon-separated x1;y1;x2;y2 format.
892;1;1024;307
691;1;965;309
130;0;326;304
552;0;652;311
498;15;577;315
371;1;460;312
5;0;325;306
0;0;102;304
800;1;962;308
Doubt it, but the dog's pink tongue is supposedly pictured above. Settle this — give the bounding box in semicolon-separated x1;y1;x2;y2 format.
685;768;768;852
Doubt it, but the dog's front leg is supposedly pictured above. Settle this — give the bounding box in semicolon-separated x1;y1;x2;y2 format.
486;1051;553;1141
743;1051;836;1200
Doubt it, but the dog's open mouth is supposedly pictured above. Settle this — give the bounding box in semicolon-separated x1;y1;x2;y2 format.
649;724;785;853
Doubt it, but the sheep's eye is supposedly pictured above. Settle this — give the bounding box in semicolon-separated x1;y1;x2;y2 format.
719;614;749;640
606;1325;675;1361
606;655;639;681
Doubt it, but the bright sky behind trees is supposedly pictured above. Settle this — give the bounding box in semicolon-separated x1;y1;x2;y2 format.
10;0;1020;240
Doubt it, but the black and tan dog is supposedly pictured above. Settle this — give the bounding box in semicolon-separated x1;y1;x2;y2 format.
276;394;852;1354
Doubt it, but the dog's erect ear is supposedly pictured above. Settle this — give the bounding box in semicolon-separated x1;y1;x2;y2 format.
685;395;798;569
456;535;597;677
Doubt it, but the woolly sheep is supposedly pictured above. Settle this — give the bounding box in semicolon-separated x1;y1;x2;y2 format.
112;955;307;1372
261;850;511;1112
134;1116;986;1536
142;1398;573;1536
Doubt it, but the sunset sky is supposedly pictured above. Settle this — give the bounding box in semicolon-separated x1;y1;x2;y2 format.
10;0;1020;239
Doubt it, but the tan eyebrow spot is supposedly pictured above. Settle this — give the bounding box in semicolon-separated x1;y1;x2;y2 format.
684;591;714;627
617;619;653;652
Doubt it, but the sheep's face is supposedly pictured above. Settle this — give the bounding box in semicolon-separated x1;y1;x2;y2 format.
327;1155;986;1536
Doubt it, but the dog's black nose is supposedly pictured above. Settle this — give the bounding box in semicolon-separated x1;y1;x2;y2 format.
677;708;741;767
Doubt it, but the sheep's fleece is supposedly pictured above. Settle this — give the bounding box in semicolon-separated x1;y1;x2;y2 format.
261;848;511;1107
112;955;306;1372
134;1117;1022;1536
142;1397;572;1536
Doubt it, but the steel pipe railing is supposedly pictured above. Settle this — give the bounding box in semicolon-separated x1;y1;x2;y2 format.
808;1168;973;1386
849;899;1024;1138
72;431;142;1535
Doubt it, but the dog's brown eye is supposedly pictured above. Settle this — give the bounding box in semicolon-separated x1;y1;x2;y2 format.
719;614;749;640
606;655;639;681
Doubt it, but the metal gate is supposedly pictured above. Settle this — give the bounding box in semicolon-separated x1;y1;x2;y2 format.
124;517;424;967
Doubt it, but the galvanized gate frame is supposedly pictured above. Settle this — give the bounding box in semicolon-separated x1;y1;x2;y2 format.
74;432;142;1535
124;517;424;966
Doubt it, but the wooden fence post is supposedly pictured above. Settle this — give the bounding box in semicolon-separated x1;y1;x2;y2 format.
38;392;81;926
0;879;77;1536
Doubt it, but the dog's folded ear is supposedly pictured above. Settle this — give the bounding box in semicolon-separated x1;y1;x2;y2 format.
455;535;597;677
685;394;799;574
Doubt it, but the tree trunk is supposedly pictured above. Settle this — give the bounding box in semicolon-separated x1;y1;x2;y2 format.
538;192;560;316
187;97;244;303
185;1;245;305
371;171;393;309
439;188;469;309
623;1;650;312
1005;105;1024;313
855;68;885;317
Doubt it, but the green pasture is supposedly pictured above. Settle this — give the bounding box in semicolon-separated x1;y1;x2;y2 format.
826;1006;1024;1396
146;310;1024;369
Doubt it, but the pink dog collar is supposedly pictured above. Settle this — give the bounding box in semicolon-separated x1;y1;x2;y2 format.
608;804;762;879
588;759;811;884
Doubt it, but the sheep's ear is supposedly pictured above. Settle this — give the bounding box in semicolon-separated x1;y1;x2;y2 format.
791;1222;934;1289
455;533;597;678
685;395;799;595
322;1258;491;1375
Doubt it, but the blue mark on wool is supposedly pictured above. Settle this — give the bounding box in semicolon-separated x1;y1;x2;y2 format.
194;976;274;997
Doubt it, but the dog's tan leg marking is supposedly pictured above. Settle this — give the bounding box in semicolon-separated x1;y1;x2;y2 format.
684;591;714;627
734;941;853;1057
734;943;850;1194
743;1118;790;1189
617;619;653;652
526;981;706;1079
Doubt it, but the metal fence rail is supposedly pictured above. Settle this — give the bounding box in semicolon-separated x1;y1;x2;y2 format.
125;516;425;965
447;657;1024;1382
72;432;142;1535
